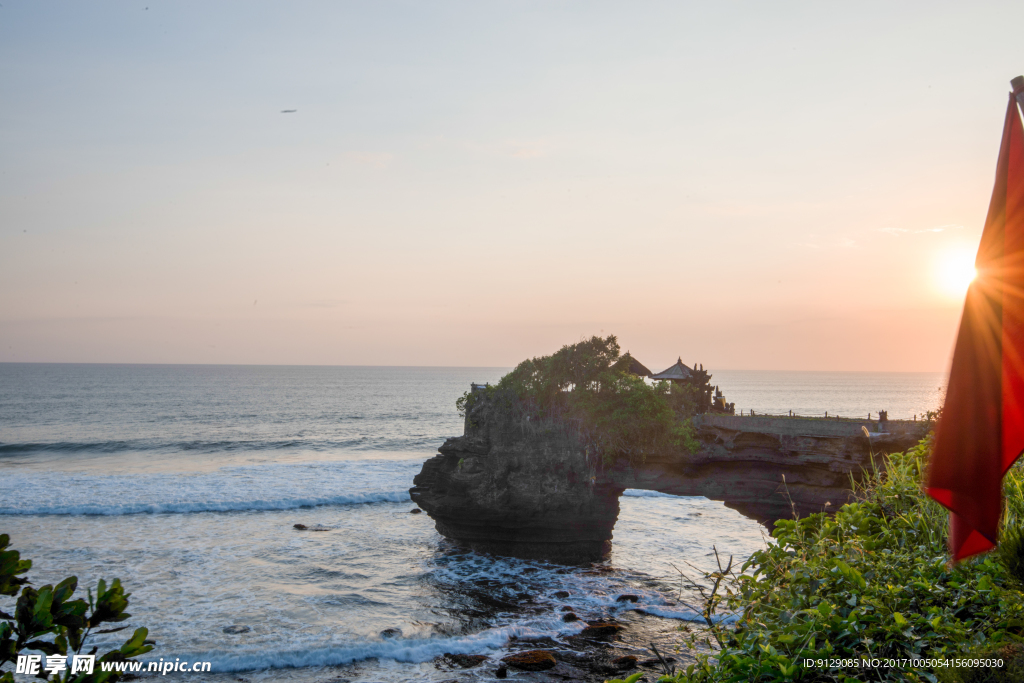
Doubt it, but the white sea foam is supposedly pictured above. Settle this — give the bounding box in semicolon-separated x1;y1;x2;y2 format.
177;629;516;673
621;489;682;498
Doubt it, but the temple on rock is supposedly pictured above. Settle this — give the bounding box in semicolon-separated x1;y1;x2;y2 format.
651;357;735;415
650;357;693;383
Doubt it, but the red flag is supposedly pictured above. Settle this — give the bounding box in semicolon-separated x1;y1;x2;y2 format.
927;84;1024;561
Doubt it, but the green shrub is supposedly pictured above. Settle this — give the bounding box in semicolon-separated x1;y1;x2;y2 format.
464;335;702;464
658;438;1024;683
996;525;1024;588
0;534;153;683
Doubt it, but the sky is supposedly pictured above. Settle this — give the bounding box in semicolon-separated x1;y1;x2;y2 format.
1;1;1022;371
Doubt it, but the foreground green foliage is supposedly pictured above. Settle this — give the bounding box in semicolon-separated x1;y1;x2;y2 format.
0;534;153;683
659;438;1024;683
461;335;702;464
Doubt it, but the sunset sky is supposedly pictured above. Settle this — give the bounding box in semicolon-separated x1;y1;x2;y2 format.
2;1;1022;371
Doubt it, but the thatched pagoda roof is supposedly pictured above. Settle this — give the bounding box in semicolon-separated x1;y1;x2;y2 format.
650;357;694;381
612;352;652;377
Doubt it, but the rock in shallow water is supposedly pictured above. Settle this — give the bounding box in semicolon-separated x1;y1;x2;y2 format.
579;620;624;638
500;650;557;671
222;625;250;634
611;654;638;670
439;653;488;668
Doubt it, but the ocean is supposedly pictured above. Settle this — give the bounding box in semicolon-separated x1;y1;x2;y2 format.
0;364;945;681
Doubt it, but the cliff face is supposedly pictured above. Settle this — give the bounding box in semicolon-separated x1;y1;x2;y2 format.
411;390;928;562
410;391;622;561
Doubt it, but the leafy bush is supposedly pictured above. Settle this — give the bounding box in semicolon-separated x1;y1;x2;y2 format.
0;534;153;683
658;438;1024;683
464;335;701;464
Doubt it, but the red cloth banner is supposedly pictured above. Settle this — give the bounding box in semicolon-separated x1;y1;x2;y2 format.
927;89;1024;561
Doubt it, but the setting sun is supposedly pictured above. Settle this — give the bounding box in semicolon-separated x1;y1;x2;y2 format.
935;248;977;298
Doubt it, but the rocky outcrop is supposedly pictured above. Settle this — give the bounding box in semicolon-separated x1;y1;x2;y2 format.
411;389;928;561
410;391;622;561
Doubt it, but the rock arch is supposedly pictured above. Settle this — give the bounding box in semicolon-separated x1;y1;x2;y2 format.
410;389;926;562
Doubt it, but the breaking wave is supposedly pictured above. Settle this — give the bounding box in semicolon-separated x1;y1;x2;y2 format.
0;460;417;516
622;489;680;498
186;629;515;673
0;436;442;456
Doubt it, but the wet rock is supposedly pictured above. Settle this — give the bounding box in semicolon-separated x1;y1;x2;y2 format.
222;625;250;634
560;605;574;612
292;524;307;530
579;620;624;638
562;612;579;622
640;656;676;667
554;590;570;599
494;664;507;678
440;653;488;668
410;508;422;514
616;594;639;603
501;650;557;671
516;635;559;648
293;524;330;531
479;594;517;610
380;628;402;639
611;655;638;670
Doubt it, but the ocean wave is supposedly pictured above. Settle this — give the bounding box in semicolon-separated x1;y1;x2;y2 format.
0;437;445;456
178;628;514;673
0;490;412;516
0;460;419;516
